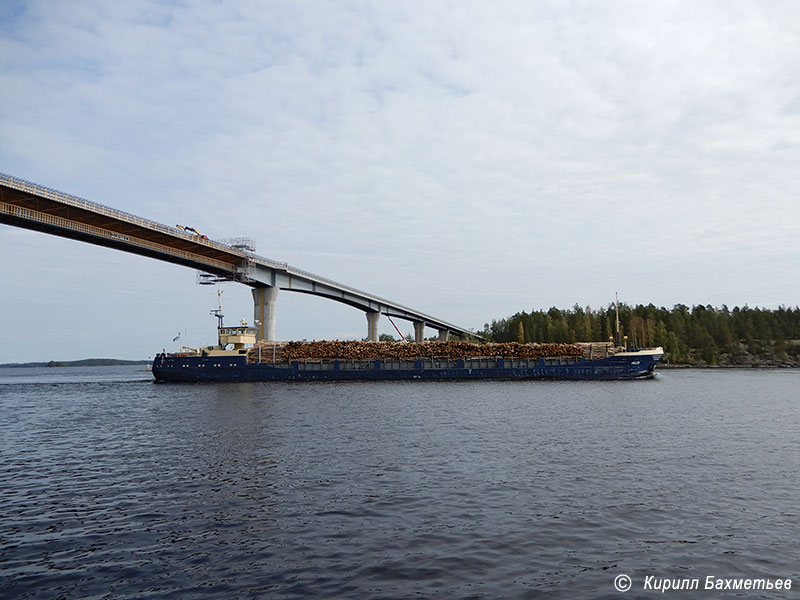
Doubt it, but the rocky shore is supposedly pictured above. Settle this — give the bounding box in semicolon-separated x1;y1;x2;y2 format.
660;353;799;368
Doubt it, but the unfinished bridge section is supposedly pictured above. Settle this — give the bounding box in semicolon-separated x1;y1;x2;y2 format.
1;172;473;342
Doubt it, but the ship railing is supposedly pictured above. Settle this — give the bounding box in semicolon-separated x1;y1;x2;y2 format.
246;355;580;367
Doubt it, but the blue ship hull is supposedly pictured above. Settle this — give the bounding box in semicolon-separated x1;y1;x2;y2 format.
152;352;661;383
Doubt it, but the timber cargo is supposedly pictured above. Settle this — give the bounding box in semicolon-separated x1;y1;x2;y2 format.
151;299;663;383
246;339;587;363
152;334;663;383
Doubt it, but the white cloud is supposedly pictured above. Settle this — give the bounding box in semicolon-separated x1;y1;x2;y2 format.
1;0;799;360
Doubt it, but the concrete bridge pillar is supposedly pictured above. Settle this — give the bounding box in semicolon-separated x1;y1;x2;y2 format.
366;311;380;342
252;286;279;341
414;322;425;342
438;329;449;342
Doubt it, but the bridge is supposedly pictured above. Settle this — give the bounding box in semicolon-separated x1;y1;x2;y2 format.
0;172;475;342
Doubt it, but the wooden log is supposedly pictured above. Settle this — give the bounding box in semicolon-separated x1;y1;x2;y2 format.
248;339;585;362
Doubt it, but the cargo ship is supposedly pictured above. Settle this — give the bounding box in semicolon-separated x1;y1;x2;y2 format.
151;315;663;383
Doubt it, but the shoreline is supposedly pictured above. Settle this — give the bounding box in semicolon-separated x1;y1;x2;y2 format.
0;360;150;369
658;363;799;369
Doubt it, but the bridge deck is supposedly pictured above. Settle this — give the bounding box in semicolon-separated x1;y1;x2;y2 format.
1;174;244;274
0;172;476;339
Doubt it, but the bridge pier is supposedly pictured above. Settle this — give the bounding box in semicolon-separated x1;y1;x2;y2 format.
438;329;449;342
252;286;279;341
414;322;425;342
2;172;478;344
366;311;380;342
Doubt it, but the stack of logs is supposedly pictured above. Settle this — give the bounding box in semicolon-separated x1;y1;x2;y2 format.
574;341;618;360
247;340;585;364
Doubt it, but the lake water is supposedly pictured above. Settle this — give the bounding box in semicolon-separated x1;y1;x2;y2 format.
1;367;798;599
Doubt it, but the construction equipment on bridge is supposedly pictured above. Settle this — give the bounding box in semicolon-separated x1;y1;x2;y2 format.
197;237;257;285
220;237;256;253
1;172;476;342
176;224;208;239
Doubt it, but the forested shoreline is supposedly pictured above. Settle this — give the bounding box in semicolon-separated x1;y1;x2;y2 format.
483;304;800;366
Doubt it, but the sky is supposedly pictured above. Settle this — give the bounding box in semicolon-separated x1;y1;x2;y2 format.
1;0;799;362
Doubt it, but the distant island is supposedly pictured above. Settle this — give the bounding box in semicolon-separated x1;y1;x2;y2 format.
1;358;150;368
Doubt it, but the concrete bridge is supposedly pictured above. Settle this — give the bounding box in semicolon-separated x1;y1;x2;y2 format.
0;172;475;342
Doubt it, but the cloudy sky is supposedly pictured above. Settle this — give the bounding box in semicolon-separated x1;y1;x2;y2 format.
1;0;799;361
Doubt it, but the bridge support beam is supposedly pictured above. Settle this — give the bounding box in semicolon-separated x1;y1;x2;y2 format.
252;286;279;341
366;311;380;342
438;329;449;342
414;322;425;342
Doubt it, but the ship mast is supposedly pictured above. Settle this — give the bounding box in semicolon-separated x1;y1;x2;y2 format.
210;288;225;329
615;292;621;347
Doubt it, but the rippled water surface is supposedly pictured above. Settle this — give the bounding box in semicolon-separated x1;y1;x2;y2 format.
1;367;798;599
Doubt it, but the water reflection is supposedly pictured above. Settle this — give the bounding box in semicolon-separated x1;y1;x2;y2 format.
1;369;799;599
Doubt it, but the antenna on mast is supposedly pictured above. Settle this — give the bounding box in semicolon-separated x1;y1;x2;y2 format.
210;288;225;328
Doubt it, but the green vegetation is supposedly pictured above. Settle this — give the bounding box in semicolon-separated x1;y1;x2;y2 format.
483;304;800;366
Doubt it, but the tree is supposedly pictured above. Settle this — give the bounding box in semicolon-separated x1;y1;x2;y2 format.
483;303;800;364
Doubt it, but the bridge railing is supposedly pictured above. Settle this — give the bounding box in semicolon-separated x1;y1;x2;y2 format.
0;201;236;273
0;172;251;258
281;263;467;332
1;172;473;335
1;173;294;273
